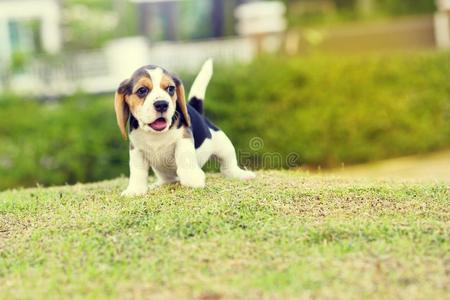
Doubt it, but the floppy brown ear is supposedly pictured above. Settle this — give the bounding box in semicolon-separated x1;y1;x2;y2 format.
114;79;131;140
175;80;191;127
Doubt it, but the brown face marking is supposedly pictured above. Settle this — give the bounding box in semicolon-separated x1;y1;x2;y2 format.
125;94;143;116
133;77;153;92
125;77;153;115
161;74;177;103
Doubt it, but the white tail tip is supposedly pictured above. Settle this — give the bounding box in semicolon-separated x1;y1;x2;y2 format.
202;58;213;76
188;58;214;100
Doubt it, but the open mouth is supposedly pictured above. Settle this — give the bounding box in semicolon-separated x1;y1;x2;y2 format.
148;118;167;131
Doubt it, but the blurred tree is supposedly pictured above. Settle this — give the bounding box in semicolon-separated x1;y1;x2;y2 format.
284;0;436;27
356;0;374;16
137;2;151;37
63;0;136;49
211;0;225;37
375;0;436;16
160;2;178;41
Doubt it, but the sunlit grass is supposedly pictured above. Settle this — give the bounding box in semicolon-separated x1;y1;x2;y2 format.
0;171;448;299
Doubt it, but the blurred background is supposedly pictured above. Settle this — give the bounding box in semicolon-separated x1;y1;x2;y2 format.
0;0;449;189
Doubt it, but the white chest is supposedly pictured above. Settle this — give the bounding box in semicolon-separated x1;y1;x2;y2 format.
130;129;182;169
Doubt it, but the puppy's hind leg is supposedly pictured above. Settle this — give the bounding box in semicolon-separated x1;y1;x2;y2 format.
212;131;256;180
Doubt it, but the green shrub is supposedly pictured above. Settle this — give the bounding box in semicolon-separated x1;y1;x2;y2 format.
204;53;450;168
374;0;436;16
0;94;128;189
0;52;449;189
332;0;436;14
287;0;437;27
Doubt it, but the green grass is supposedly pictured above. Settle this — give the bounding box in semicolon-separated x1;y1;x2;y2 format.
0;171;448;299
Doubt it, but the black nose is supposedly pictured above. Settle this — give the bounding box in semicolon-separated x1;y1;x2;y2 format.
153;100;169;112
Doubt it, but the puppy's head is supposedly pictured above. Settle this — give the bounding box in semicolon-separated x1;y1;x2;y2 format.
114;66;190;139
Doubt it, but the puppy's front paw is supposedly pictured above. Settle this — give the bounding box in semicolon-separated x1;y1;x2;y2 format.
120;185;148;197
178;168;205;188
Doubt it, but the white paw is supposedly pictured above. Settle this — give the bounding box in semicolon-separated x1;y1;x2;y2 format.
224;168;256;180
178;168;205;188
120;185;148;197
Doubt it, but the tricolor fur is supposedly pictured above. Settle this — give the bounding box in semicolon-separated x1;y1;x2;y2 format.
115;59;255;196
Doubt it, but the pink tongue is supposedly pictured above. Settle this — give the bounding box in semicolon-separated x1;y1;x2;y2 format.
150;119;167;130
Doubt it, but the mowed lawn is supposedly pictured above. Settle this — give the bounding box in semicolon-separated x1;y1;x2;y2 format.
0;171;448;299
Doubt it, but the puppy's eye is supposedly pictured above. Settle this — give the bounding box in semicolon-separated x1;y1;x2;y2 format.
136;87;149;97
167;85;176;96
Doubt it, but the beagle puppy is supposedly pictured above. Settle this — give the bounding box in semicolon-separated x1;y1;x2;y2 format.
115;60;255;196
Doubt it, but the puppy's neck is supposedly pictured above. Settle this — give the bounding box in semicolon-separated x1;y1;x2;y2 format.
130;126;182;146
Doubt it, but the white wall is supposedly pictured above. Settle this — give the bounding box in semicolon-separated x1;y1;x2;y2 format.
5;36;258;97
0;0;62;65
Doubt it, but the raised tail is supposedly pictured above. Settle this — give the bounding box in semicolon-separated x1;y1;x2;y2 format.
188;59;213;115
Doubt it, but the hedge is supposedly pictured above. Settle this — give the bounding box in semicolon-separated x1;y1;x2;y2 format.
0;52;449;189
287;0;437;27
0;95;127;189
202;52;450;169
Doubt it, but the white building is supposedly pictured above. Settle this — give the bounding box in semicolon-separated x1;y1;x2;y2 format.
435;0;450;48
0;0;62;69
